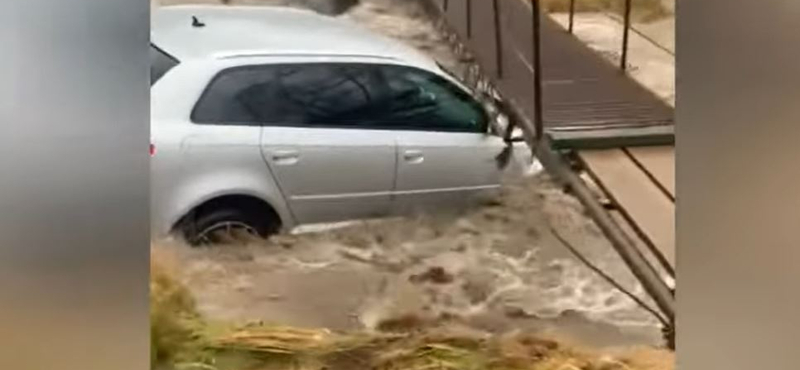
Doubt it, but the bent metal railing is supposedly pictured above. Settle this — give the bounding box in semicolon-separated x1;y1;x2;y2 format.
421;0;675;348
432;0;639;137
427;0;674;136
430;0;547;144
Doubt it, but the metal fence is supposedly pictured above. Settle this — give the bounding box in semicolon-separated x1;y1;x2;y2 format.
430;0;547;141
564;0;676;64
426;0;675;138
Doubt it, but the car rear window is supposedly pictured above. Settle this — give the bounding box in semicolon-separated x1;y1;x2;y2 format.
150;44;178;85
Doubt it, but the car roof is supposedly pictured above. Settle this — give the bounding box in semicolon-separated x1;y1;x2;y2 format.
151;5;438;70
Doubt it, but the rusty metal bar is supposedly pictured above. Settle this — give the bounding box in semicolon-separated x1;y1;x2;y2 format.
536;144;676;348
466;0;473;38
620;0;632;70
531;0;544;141
492;0;504;78
568;0;576;33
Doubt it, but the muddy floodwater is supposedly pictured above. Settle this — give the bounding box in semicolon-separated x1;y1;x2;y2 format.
153;0;670;349
160;175;665;348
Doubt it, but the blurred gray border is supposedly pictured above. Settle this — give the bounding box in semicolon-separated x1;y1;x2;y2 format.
0;0;149;368
677;0;800;367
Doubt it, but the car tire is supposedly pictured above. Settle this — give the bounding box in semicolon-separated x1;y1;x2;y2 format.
181;207;279;246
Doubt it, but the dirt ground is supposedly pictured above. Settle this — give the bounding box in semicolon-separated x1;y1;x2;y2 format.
152;0;669;350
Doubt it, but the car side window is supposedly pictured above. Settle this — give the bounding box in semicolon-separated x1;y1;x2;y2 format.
192;63;386;126
376;65;488;133
273;64;391;126
192;63;487;132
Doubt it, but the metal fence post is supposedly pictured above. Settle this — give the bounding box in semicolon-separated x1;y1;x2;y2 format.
493;0;504;78
620;0;632;71
568;0;576;33
531;0;544;141
466;0;473;38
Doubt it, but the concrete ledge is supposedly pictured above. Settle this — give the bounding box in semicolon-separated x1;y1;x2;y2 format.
547;125;674;150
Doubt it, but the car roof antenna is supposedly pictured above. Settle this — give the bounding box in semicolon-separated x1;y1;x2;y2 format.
191;16;206;28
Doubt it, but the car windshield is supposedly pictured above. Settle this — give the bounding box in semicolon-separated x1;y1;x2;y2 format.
150;43;178;86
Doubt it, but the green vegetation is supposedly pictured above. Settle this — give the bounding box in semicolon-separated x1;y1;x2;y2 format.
150;250;209;368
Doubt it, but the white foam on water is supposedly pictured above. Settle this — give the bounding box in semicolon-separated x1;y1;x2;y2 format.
348;235;661;332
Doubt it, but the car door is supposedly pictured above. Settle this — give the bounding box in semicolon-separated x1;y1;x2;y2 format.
375;65;507;214
208;63;397;224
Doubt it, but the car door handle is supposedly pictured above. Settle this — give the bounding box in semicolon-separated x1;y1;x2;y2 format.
270;149;300;165
402;150;424;164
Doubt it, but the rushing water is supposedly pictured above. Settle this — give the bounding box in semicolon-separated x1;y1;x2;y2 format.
170;174;665;348
155;0;668;348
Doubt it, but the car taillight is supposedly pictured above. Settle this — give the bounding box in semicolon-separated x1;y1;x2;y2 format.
150;143;156;157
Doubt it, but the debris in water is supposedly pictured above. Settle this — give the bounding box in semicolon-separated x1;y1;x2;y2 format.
375;313;429;333
409;266;455;285
338;247;375;263
504;306;541;320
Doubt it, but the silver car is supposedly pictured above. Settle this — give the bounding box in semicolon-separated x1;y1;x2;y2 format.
151;5;512;244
